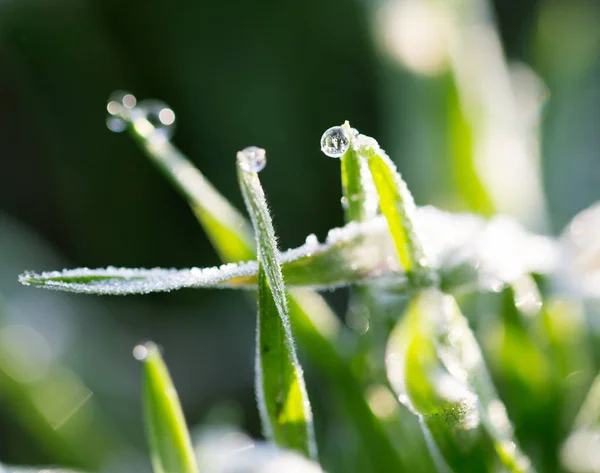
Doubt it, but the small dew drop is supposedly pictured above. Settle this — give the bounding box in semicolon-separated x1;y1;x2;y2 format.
305;234;319;247
106;116;127;133
237;146;266;173
133;344;149;361
320;126;350;158
130;99;176;142
106;90;137;133
106;90;137;116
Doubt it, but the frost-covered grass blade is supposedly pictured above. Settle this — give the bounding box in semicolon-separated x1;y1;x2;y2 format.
237;148;316;458
19;210;558;296
386;288;533;473
357;136;432;284
137;342;198;473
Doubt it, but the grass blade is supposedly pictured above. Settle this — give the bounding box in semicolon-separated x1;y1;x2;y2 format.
237;148;316;458
20;210;559;296
18;216;398;294
136;343;198;473
386;288;533;473
326;122;378;223
124;102;254;264
354;134;434;286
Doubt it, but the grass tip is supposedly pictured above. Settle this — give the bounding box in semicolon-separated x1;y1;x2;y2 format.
133;342;159;362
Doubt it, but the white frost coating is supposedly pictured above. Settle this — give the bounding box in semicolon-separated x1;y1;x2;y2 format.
561;201;600;298
194;426;324;473
19;263;260;295
325;215;388;245
20;208;560;296
358;156;380;220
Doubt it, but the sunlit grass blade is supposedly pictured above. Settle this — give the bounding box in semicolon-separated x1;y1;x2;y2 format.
447;81;495;216
236;148;316;458
386;288;533;473
323;122;378;223
136;342;198;473
20;209;559;296
111;95;254;264
353;134;434;285
17;216;398;294
481;285;592;471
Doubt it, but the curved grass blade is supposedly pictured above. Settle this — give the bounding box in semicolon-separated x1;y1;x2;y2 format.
137;342;198;473
237;149;316;458
356;136;436;287
18;216;398;294
336;122;378;223
386;288;534;473
124;103;254;264
20;209;559;296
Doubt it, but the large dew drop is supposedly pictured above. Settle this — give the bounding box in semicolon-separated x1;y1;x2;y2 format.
106;90;137;133
130;99;176;142
237;146;267;173
320;126;350;158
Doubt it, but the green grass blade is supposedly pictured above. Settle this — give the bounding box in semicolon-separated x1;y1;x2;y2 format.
20;210;559;296
332;122;377;223
18;217;399;294
128;114;254;264
286;289;405;471
355;135;434;285
237;149;316;458
386;288;533;473
137;343;198;473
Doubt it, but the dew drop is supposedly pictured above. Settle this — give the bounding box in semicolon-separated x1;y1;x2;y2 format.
106;90;137;133
106;116;127;133
130;99;176;142
320;126;350;158
133;341;159;361
305;233;319;247
237;146;266;173
132;344;149;361
107;90;137;116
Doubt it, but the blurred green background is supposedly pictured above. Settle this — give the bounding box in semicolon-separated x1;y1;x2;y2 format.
0;0;599;470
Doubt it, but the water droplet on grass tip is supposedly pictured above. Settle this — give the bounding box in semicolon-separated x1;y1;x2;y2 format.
320;126;350;158
106;116;127;133
237;146;266;173
107;90;137;115
133;342;158;361
106;90;137;133
130;99;176;142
